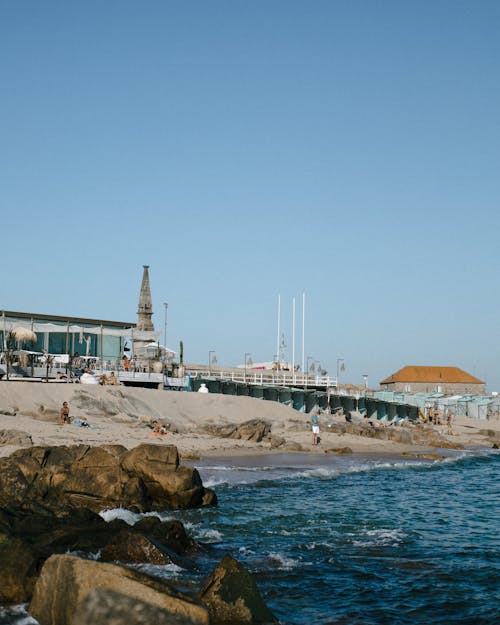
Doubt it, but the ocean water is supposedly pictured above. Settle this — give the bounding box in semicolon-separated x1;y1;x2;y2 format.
2;450;499;625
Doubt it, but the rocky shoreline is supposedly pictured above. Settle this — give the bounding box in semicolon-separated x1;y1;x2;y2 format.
0;443;277;625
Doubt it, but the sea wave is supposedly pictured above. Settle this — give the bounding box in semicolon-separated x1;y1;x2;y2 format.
0;604;38;625
266;551;302;571
347;528;407;547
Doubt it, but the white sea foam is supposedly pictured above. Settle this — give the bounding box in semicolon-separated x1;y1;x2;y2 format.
196;528;223;542
349;527;407;547
267;551;301;571
99;508;175;525
66;549;101;560
0;604;38;625
132;562;185;578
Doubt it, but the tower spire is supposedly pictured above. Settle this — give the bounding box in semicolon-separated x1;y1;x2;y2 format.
137;265;154;331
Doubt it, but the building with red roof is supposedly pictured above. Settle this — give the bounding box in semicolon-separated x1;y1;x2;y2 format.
380;366;485;395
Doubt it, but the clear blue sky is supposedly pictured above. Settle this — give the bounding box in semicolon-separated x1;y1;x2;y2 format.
1;1;499;388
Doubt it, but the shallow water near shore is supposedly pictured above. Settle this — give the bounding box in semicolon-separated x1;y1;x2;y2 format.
3;449;499;625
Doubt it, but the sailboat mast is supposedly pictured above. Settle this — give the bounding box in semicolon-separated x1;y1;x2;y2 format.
302;292;305;374
276;294;281;364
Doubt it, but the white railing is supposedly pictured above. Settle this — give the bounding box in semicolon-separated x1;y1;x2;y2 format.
187;368;337;388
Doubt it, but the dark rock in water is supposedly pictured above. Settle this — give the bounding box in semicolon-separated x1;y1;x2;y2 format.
100;529;173;565
205;420;271;443
198;554;277;624
72;589;203;625
0;532;38;604
29;554;209;625
134;517;198;555
0;443;217;513
0;429;33;446
0;506;201;604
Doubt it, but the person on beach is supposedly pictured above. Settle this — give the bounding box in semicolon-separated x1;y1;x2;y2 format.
311;408;320;445
60;401;71;424
446;410;453;435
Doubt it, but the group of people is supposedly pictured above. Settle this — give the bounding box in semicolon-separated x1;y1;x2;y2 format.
99;372;120;385
149;419;169;437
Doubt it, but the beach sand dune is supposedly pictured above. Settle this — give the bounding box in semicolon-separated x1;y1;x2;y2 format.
0;382;498;459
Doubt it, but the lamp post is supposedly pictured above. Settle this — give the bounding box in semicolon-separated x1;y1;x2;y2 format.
209;350;215;375
337;358;345;391
363;374;368;390
244;352;251;383
163;303;168;353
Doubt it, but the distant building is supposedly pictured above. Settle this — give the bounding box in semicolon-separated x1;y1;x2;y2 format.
380;366;485;395
0;309;133;361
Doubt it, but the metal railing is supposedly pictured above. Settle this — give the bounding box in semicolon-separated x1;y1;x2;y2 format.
187;368;337;388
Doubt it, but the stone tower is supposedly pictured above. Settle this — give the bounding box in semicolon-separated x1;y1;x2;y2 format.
137;265;154;331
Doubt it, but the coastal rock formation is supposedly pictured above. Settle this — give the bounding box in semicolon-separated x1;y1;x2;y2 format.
199;554;277;624
100;530;173;565
72;589;205;625
204;419;272;443
0;506;199;604
0;428;32;446
324;446;353;454
29;554;209;625
0;443;217;512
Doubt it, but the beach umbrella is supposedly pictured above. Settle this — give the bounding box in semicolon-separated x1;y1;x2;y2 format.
11;327;37;344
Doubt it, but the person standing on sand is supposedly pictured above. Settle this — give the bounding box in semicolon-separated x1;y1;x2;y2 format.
311;408;320;445
60;402;70;424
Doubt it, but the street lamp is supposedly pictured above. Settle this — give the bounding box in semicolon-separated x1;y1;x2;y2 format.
163;303;168;352
363;374;368;389
337;358;345;391
209;350;215;375
244;352;251;383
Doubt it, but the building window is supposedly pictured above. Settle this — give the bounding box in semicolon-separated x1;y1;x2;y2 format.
405;384;411;392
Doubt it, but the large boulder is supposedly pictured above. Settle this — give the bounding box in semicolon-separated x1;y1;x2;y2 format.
72;589;204;625
0;506;200;604
100;529;172;565
29;554;209;625
198;554;277;624
0;532;38;604
204;420;271;443
0;443;216;512
0;429;33;446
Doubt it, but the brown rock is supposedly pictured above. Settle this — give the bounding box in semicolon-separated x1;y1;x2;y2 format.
235;420;272;443
29;554;209;625
0;533;38;604
100;529;172;564
0;429;33;446
324;447;353;454
199;554;277;624
269;436;286;449
72;589;203;625
0;444;216;513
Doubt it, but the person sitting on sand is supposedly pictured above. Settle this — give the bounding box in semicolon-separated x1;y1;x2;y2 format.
149;419;168;437
109;372;119;385
60;401;71;424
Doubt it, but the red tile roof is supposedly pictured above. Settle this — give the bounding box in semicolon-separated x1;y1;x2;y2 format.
380;366;484;385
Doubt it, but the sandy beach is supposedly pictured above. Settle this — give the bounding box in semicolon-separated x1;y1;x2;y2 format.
1;382;498;460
